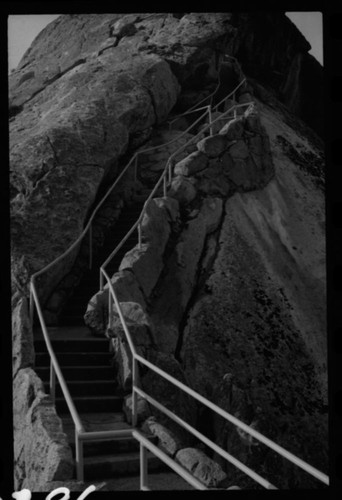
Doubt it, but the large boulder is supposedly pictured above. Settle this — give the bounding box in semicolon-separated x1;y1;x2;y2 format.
10;15;182;301
175;448;228;488
13;368;73;490
119;197;177;298
142;416;184;457
84;269;146;337
180;100;327;488
12;296;35;379
148;197;223;354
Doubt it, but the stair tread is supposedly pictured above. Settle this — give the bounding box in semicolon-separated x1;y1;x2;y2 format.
56;394;123;401
83;450;158;465
45;380;116;386
62;414;130;439
33;325;100;340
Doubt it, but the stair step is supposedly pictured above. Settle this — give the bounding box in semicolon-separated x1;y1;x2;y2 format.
35;351;113;367
36;365;115;381
83;451;166;479
58;315;86;326
56;395;124;413
34;338;109;353
62;414;153;456
44;380;117;397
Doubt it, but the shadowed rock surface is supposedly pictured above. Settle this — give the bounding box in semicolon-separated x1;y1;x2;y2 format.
10;12;326;491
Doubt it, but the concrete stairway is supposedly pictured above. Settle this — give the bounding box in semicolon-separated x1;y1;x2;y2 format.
33;199;165;481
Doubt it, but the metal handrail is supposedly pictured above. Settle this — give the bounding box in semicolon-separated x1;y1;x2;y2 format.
27;89;218;482
134;388;277;489
27;69;329;488
100;103;243;278
30;283;84;433
100;104;214;287
132;429;207;490
100;98;329;489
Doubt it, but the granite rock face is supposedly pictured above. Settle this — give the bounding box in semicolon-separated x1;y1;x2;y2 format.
13;368;73;490
10;13;237;301
12;296;35;378
180;99;327;488
10;12;326;491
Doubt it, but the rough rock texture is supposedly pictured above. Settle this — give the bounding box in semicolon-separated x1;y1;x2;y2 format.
122;393;151;424
10;12;326;491
12;296;35;378
119;197;177;297
175;447;227;487
142;416;184;457
84;269;146;337
10;13;237;301
148;197;223;354
13;368;73;490
180;99;327;488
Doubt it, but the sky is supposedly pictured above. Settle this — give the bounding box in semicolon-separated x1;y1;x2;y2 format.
7;12;323;72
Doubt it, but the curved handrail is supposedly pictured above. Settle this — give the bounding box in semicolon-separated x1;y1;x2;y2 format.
28;89;215;456
100;102;249;277
30;282;84;433
99;99;329;489
100;104;214;276
30;105;211;300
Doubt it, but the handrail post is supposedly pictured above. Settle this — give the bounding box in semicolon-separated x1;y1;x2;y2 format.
75;430;84;482
234;106;237;119
108;290;113;332
140;443;148;490
89;224;92;270
29;285;34;326
50;361;56;403
132;359;138;427
100;268;104;291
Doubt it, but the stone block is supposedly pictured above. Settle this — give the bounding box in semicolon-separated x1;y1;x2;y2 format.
229;140;250;160
174;151;208;176
123;393;151;424
13;368;73;490
169;175;197;205
119;242;164;298
12;296;34;379
142;416;183;457
175;447;227;487
84;269;146;336
197;134;228;158
219;118;244;140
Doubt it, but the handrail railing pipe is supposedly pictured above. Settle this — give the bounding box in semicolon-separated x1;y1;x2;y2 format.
50;362;56;403
133;430;207;490
30;282;84;434
132;355;329;486
26;76;328;488
140;443;148;490
135;386;277;489
75;432;84;482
